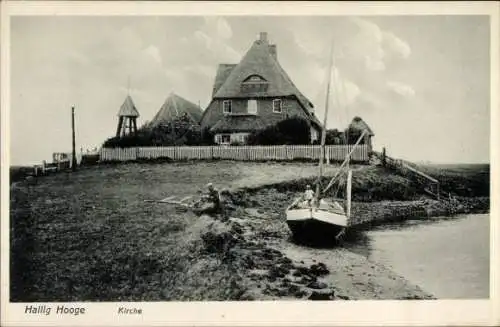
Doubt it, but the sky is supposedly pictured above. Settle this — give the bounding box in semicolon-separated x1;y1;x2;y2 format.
10;15;490;165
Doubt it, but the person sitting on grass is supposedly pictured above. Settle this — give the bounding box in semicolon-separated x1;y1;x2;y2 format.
194;182;223;216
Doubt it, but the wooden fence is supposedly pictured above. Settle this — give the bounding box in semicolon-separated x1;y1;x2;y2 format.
99;145;370;163
372;149;441;199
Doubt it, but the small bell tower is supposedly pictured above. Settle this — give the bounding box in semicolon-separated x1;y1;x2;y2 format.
116;95;139;137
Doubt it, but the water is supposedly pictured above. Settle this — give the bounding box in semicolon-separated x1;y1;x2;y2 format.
346;214;490;299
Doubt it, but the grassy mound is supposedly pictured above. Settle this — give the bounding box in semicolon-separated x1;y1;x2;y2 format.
228;166;422;204
229;164;490;204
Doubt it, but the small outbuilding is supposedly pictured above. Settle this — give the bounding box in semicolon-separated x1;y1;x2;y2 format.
346;116;374;151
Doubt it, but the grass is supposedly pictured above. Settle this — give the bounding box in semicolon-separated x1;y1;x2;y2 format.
9;162;342;301
417;163;490;197
9;161;490;301
10;166;36;184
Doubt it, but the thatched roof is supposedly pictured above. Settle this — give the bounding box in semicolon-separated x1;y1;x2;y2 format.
348;116;374;136
118;95;140;117
212;64;237;96
149;93;203;127
212;33;315;114
210;114;266;133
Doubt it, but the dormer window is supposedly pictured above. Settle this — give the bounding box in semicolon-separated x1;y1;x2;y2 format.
241;74;269;93
222;100;232;114
273;99;283;113
245;75;267;83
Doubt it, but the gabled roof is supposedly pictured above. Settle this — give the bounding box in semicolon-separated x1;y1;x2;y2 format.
348;116;374;136
210;114;266;133
118;95;140;117
212;34;314;114
149;92;203;127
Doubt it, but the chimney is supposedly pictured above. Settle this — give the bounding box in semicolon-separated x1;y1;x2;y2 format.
259;32;268;43
269;44;277;60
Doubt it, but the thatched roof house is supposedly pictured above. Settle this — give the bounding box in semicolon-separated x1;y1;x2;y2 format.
200;32;322;145
149;92;203;128
348;116;374;136
346;116;374;150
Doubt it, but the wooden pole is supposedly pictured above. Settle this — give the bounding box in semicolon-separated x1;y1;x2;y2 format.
382;147;387;167
315;40;335;201
71;106;77;171
346;170;352;219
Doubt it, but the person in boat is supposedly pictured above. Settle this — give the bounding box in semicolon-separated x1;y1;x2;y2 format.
302;184;315;207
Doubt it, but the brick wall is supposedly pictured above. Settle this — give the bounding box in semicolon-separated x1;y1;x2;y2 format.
201;96;310;130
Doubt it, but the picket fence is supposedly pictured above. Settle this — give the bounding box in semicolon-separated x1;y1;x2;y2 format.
99;145;370;162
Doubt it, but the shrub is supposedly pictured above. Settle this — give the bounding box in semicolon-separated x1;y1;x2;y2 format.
103;115;202;148
325;129;344;145
200;127;216;146
247;117;311;145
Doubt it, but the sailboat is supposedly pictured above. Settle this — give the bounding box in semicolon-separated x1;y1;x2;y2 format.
285;42;367;245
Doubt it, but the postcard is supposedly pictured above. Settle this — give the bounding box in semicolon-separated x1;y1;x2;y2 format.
1;1;499;326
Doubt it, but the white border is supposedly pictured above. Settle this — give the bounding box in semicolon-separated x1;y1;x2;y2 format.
1;1;499;326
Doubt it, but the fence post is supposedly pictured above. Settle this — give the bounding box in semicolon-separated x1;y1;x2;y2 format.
382;147;387;167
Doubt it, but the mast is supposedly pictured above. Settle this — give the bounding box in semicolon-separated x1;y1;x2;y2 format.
346;169;352;219
315;40;335;201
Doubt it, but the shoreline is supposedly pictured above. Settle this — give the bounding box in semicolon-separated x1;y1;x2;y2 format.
9;162;489;301
210;187;489;300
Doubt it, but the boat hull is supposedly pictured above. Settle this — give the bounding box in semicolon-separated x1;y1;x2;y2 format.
286;206;347;245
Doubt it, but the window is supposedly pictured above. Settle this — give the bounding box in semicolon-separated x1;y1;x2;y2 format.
222;100;232;114
247;100;257;114
221;134;231;145
243;75;267;83
241;75;269;93
273;99;283;113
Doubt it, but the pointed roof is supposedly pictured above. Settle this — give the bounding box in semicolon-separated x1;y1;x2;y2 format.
213;33;314;114
348;117;374;136
118;95;140;117
149;92;203;127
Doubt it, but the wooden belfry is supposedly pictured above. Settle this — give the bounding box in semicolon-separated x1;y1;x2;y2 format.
116;95;140;137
